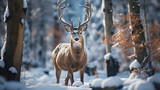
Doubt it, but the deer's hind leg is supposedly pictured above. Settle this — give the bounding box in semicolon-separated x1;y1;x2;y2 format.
53;59;62;83
55;69;61;83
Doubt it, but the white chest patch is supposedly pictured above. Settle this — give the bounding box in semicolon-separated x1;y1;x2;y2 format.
73;42;82;49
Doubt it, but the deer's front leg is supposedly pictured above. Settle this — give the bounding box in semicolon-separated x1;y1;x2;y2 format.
80;68;85;84
68;68;74;85
65;72;69;86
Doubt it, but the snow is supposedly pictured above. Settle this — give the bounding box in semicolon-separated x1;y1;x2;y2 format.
123;79;155;90
0;60;5;68
104;49;120;61
90;78;103;88
1;40;6;59
147;73;160;83
79;84;90;88
31;84;68;90
104;53;111;61
129;59;141;70
9;67;17;74
3;6;10;22
128;80;155;90
3;81;26;90
21;68;103;89
72;81;83;87
129;72;140;79
0;67;157;90
21;18;25;24
123;79;140;87
129;71;149;80
101;76;123;88
23;0;28;9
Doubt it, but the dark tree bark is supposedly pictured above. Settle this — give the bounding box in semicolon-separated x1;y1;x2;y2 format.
128;0;147;64
103;0;119;77
2;0;26;81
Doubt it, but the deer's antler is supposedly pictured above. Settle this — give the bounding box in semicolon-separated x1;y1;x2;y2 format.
58;0;73;27
79;0;92;27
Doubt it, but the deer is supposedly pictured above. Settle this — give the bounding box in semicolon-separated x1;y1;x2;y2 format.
52;0;91;86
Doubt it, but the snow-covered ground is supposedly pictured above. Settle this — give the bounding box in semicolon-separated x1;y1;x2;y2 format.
0;67;159;90
20;68;129;90
20;68;108;90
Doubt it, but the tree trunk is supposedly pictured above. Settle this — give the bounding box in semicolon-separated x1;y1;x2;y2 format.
128;0;147;64
103;0;113;53
103;0;119;77
142;0;154;76
143;0;151;65
3;0;26;81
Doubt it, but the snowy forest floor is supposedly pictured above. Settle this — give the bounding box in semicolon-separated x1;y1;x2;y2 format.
0;67;158;90
20;68;129;90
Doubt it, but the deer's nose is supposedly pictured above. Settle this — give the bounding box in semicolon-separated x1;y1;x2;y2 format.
75;38;79;41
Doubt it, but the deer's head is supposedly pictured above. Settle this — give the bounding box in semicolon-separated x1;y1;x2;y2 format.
58;0;91;41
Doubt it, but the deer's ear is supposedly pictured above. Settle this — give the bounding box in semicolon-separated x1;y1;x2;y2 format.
80;24;88;31
64;25;73;32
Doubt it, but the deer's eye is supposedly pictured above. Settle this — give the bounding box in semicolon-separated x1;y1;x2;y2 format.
79;32;82;34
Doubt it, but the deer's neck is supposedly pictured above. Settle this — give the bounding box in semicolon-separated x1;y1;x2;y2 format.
70;37;84;62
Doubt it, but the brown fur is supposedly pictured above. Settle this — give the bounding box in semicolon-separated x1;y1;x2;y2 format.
52;36;87;85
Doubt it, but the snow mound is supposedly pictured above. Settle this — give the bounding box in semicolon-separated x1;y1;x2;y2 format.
0;60;5;68
129;72;140;79
3;81;25;90
104;53;111;61
128;80;155;90
9;67;17;74
129;59;141;70
79;84;90;88
90;78;103;88
147;73;160;83
72;81;83;87
101;76;123;88
4;6;10;22
123;79;140;86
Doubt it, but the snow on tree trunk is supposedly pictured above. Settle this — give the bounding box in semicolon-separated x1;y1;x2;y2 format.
2;0;26;81
0;0;6;59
